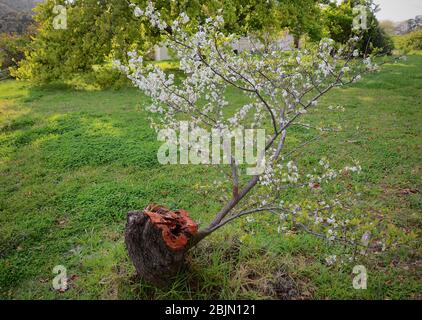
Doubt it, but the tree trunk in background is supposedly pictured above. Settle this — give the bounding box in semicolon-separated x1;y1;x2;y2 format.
124;205;199;288
294;35;300;49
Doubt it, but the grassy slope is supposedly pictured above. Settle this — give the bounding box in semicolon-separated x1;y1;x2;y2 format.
0;56;421;300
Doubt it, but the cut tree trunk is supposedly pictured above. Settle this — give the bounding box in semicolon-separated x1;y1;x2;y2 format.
125;204;199;288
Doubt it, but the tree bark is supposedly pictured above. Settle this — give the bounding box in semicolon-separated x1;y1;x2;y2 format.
294;35;300;49
125;204;198;288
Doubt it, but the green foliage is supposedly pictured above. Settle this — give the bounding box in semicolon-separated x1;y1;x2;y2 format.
13;0;327;85
394;30;422;52
0;32;33;79
322;0;394;54
278;0;323;46
12;0;159;84
209;0;323;43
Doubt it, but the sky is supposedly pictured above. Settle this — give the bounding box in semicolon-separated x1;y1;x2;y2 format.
373;0;422;22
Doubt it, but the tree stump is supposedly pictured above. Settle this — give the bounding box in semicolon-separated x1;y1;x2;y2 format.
125;204;198;288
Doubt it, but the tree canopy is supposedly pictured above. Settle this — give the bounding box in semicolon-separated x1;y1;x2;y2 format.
10;0;392;84
322;0;393;55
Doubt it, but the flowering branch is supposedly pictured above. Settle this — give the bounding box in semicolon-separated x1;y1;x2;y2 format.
117;1;388;252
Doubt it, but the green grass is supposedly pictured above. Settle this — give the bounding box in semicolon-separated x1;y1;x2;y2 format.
0;55;421;300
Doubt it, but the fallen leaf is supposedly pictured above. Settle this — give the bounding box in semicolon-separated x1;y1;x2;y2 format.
399;188;419;195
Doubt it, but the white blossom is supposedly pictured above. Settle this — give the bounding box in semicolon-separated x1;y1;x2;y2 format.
325;255;337;266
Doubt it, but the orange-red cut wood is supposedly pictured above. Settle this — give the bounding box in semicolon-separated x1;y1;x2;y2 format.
143;204;198;251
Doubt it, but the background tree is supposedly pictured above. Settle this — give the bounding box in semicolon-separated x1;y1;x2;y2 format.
322;0;394;55
0;0;38;79
278;0;324;48
394;29;422;52
12;0;329;84
379;20;396;36
0;30;33;79
13;0;154;83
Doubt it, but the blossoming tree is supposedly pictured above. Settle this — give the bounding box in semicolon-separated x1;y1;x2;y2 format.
116;1;386;287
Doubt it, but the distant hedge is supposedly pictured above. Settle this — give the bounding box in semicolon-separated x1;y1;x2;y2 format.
394;30;422;52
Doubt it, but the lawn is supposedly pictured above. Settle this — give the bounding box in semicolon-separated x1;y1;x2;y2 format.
0;55;421;300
